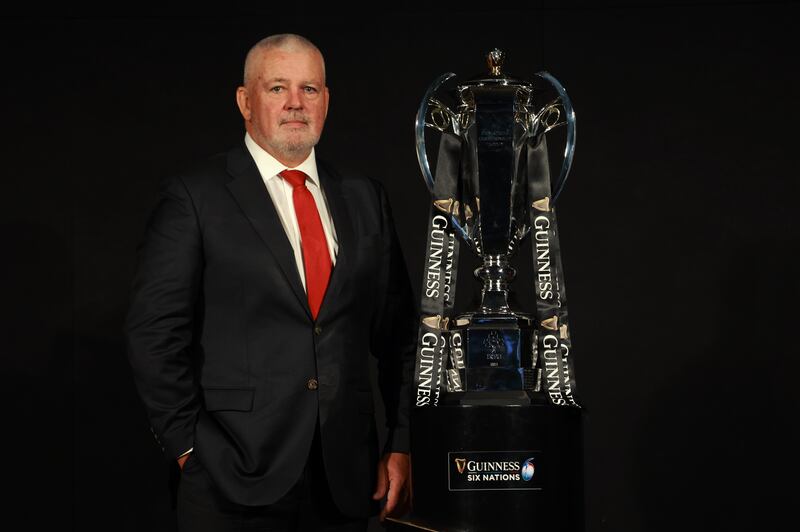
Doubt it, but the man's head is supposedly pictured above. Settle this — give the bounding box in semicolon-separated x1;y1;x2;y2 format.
236;34;329;167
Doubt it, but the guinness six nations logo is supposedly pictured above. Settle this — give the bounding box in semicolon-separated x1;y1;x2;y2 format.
448;451;543;491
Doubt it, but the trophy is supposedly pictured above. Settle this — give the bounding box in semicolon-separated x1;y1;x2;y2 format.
405;50;583;532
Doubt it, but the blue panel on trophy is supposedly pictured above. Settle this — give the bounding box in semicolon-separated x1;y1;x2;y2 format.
475;90;515;255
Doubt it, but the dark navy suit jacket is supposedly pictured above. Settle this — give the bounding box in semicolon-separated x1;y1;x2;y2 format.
125;144;416;516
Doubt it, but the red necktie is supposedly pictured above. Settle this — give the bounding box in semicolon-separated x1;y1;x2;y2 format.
279;169;332;320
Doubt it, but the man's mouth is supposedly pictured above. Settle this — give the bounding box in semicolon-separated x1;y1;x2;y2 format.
280;118;309;127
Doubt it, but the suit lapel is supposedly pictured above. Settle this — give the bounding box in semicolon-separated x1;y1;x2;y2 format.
316;163;355;322
225;146;311;318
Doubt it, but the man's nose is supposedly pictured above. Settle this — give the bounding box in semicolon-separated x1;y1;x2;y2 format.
284;87;304;110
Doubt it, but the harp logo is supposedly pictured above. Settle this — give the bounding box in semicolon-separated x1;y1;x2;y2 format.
455;458;467;474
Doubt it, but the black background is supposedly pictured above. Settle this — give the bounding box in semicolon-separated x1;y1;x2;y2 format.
3;3;798;531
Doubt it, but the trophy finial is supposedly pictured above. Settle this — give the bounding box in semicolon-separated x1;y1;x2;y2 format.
487;48;505;76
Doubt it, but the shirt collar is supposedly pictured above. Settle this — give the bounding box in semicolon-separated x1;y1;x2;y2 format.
244;132;320;187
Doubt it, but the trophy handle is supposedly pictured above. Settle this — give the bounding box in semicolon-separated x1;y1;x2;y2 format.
415;72;470;242
534;71;577;202
415;72;456;193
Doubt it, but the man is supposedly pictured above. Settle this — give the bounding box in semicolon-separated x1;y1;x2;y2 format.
125;34;417;531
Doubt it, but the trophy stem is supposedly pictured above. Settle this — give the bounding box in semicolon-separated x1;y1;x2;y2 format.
475;254;515;314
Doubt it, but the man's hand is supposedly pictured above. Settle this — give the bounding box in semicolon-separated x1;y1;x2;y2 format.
177;452;191;470
372;452;411;521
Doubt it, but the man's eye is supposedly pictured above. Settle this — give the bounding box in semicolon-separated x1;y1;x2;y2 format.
304;86;318;94
270;86;284;93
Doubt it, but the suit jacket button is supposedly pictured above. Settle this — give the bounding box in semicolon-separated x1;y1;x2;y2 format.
306;378;319;391
314;325;322;335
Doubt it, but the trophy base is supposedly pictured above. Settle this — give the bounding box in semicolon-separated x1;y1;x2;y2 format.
409;404;584;532
443;390;531;406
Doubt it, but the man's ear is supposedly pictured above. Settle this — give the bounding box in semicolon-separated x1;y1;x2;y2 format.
323;86;330;119
236;86;251;121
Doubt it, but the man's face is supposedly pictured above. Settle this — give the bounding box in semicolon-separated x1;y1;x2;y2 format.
237;47;329;165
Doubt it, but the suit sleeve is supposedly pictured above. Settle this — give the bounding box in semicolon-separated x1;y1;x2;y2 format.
370;181;418;455
124;175;203;460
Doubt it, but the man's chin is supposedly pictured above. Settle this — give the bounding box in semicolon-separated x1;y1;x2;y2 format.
287;139;316;151
269;138;318;160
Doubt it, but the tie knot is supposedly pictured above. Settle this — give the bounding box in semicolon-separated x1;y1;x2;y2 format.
279;169;308;189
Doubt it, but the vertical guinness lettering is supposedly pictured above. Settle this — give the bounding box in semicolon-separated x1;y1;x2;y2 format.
447;330;464;392
531;203;578;407
559;342;579;406
416;332;439;406
417;332;445;406
542;334;566;405
433;333;447;406
450;331;465;369
413;206;457;406
534;215;553;300
424;215;449;299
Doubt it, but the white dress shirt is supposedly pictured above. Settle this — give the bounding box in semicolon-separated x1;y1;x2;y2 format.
244;132;339;290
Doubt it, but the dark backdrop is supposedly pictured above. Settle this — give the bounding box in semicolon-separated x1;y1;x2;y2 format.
3;4;797;531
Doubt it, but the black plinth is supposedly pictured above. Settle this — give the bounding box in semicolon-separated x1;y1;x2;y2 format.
408;403;584;532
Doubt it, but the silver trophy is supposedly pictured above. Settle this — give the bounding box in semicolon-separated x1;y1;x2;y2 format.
413;49;578;405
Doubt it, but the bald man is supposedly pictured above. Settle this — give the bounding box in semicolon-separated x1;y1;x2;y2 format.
125;34;416;531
